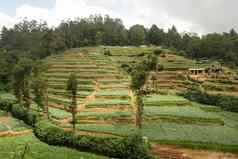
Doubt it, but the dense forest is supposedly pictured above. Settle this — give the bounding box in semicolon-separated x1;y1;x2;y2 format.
0;15;238;90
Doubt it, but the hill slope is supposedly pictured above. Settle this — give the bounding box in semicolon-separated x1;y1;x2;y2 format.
44;47;238;153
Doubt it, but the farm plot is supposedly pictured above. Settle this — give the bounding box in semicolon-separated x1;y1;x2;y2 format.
86;99;131;108
49;107;71;120
95;90;130;99
45;49;133;128
144;106;224;125
144;94;191;107
74;122;238;149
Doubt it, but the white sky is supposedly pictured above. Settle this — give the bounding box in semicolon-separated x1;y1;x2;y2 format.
0;0;238;34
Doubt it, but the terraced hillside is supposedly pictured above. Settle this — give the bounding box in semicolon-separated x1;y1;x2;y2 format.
107;46;238;95
45;49;134;126
42;47;238;156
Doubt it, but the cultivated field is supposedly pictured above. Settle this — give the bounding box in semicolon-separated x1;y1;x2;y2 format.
43;47;238;152
1;46;238;158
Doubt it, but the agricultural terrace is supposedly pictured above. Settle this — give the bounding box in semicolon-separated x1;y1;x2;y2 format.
45;48;133;127
42;47;238;153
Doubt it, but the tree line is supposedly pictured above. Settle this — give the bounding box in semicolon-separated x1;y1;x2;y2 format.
1;15;238;90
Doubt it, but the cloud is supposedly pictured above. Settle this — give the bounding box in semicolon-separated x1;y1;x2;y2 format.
0;12;15;29
0;0;237;34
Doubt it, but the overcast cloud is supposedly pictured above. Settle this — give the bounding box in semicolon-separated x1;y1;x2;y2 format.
0;0;237;34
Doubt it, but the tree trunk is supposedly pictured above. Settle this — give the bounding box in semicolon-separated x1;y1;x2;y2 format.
72;107;76;134
44;83;50;119
71;94;77;134
44;89;50;119
135;91;143;129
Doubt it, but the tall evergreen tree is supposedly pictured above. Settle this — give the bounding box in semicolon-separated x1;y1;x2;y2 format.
67;73;78;134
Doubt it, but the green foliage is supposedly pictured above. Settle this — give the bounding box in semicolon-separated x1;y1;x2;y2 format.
87;99;130;108
66;73;78;132
49;108;71;119
129;25;146;46
153;49;163;55
77;123;238;153
121;132;152;159
0;93;17;111
147;25;164;45
130;71;148;91
0;134;106;159
11;104;39;127
103;49;111;56
143;94;190;107
67;73;78;99
32;78;47;109
34;120;152;158
182;87;238;113
78;111;133;120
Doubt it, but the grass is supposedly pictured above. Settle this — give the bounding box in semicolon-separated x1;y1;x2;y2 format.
0;134;107;159
0;110;30;131
0;123;8;131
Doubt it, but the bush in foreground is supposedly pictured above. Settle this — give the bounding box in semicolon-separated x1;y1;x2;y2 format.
34;120;152;159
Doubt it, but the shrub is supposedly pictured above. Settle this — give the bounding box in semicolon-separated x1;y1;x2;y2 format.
104;50;111;56
121;64;132;73
157;64;164;71
34;120;152;159
121;132;152;159
11;104;39;126
153;49;162;56
0;99;13;111
182;87;238;113
11;104;27;120
34;121;73;146
0;93;17;111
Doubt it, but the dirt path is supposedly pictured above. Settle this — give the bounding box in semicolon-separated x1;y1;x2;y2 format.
129;89;136;113
77;80;100;112
63;128;124;138
151;144;238;159
0;129;32;137
55;80;100;125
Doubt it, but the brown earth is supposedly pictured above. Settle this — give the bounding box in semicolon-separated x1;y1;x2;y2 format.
152;144;238;159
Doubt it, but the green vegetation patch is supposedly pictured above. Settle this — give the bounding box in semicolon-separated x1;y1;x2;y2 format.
49;108;71;119
144;106;223;125
144;94;191;106
78;111;133;120
86;99;131;108
0;134;106;159
76;122;238;151
0;110;30;131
